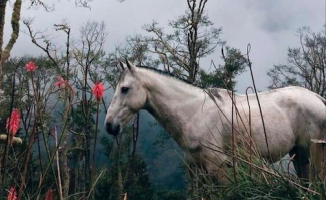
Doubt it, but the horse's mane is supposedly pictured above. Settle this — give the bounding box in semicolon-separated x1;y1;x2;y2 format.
137;65;223;100
120;65;222;100
137;65;203;89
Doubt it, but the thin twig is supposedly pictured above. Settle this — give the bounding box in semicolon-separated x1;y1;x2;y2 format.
246;86;254;176
55;126;63;200
222;46;237;183
131;113;139;159
0;63;18;195
246;44;270;157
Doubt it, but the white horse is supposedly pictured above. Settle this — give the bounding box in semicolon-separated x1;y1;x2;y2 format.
104;60;326;180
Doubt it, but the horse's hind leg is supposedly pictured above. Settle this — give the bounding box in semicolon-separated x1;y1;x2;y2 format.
289;146;310;181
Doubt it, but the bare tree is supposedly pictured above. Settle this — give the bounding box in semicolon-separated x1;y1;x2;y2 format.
23;20;74;199
268;26;326;97
142;0;224;82
73;20;107;199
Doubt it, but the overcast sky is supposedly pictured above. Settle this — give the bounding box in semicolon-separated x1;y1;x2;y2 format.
3;0;326;92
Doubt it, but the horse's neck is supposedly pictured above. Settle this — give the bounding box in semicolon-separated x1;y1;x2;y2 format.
140;70;204;141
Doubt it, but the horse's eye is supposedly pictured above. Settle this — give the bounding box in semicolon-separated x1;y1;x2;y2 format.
121;87;129;94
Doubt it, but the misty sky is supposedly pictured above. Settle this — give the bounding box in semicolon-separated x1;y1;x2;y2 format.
3;0;326;92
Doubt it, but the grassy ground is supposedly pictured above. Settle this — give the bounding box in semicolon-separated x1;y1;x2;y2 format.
187;148;325;200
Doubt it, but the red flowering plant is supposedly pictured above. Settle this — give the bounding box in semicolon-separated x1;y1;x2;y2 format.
7;185;17;200
6;109;20;145
92;82;104;101
24;61;38;72
55;76;68;88
91;82;104;176
24;61;39;107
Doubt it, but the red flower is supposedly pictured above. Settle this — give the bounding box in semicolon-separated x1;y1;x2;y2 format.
7;186;17;200
25;61;38;72
44;189;53;200
55;76;68;88
6;109;20;145
92;82;104;101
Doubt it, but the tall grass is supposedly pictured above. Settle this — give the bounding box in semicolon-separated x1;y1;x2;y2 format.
190;151;324;200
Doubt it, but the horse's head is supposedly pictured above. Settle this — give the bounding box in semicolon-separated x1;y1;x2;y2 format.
104;60;147;136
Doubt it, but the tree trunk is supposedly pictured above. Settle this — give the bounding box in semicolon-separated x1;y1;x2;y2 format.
0;0;22;92
0;0;8;93
0;1;7;57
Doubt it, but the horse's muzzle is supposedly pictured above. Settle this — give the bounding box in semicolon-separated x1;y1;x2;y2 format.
105;122;120;136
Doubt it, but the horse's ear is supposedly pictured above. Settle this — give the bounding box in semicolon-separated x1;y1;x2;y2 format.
119;61;125;70
125;58;136;71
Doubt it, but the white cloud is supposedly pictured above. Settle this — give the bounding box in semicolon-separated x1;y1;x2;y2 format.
4;0;326;92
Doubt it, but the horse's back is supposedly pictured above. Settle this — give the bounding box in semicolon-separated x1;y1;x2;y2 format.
226;86;326;159
256;86;326;146
202;86;325;176
279;86;325;136
196;86;325;162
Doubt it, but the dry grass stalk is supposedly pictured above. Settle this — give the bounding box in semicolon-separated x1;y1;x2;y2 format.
55;127;63;200
122;193;127;200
